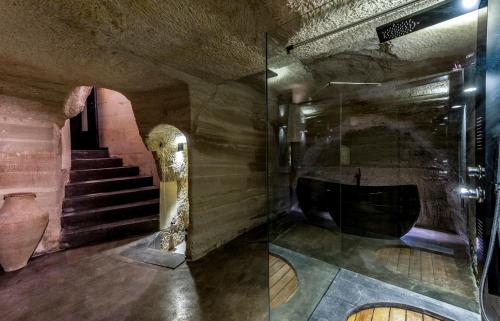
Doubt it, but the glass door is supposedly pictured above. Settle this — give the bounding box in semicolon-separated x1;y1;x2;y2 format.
266;1;486;319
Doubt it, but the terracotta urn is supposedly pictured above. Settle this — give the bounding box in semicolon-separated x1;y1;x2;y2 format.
0;193;49;272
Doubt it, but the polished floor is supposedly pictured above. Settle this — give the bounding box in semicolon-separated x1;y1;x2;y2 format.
0;228;268;321
271;211;478;312
309;269;479;321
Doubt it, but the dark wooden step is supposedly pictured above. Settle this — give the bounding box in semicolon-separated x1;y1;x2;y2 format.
72;149;109;159
61;215;159;249
62;199;159;228
70;166;139;182
65;176;154;197
71;157;123;170
63;186;159;212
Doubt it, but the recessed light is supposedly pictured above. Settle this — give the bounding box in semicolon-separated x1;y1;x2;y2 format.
462;0;479;9
464;87;477;93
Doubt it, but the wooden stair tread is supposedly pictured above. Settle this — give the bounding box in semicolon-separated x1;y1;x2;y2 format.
62;149;160;248
70;166;138;173
63;199;160;217
63;215;159;234
66;176;154;187
64;186;159;201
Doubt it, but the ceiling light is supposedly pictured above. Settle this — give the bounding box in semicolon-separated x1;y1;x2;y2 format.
328;81;381;86
266;69;278;79
464;87;477;93
462;0;479;9
451;105;463;109
175;135;187;145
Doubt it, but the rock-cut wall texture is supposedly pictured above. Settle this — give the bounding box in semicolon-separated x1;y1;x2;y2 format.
187;80;267;260
0;95;66;254
146;125;189;251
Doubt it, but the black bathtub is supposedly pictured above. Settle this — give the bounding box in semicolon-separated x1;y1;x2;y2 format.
296;176;420;238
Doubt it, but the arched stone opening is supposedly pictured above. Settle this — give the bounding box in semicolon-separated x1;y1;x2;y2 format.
146;125;189;252
63;86;93;119
62;87;161;182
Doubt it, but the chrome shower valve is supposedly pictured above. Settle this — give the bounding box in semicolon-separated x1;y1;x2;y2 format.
467;165;485;179
460;187;485;203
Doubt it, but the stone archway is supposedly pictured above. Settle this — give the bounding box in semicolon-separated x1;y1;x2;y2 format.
60;87;164;249
146;125;189;251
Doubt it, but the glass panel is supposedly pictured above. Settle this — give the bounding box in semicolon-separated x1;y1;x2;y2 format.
267;1;485;320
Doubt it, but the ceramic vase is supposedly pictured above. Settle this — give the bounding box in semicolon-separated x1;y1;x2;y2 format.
0;193;49;272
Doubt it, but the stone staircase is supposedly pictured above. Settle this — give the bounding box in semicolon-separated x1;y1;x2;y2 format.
61;148;159;248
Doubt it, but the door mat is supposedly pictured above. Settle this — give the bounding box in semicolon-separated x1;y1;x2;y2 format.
119;233;185;269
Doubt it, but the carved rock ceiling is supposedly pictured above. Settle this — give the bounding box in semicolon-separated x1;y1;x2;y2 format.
268;0;485;103
0;0;485;104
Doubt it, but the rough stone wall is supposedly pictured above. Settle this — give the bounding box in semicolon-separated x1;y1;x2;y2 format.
187;80;267;260
97;88;160;185
0;0;281;261
0;95;66;254
146;125;189;250
113;79;267;260
126;84;192;138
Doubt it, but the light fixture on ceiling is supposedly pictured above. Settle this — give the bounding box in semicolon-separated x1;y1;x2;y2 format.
266;69;278;79
451;105;464;109
175;135;187;145
462;0;480;9
175;135;187;152
328;81;381;86
464;87;477;93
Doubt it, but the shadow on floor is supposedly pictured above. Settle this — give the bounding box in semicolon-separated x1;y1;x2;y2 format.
0;227;269;321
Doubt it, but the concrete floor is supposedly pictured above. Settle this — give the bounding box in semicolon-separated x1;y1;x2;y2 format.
271;211;479;312
0;228;268;321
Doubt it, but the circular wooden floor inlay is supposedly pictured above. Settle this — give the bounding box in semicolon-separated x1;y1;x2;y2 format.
269;254;298;308
347;307;446;321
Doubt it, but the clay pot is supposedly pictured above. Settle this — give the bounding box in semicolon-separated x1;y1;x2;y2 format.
0;193;48;272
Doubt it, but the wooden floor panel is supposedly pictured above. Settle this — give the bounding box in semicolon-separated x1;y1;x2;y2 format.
269;254;299;308
376;246;467;296
348;307;446;321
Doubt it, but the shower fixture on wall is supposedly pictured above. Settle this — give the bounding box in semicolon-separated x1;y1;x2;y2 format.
285;0;485;53
377;0;485;42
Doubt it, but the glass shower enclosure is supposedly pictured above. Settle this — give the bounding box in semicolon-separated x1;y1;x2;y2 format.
267;1;487;320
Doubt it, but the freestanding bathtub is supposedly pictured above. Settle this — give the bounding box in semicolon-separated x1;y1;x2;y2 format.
296;176;420;238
